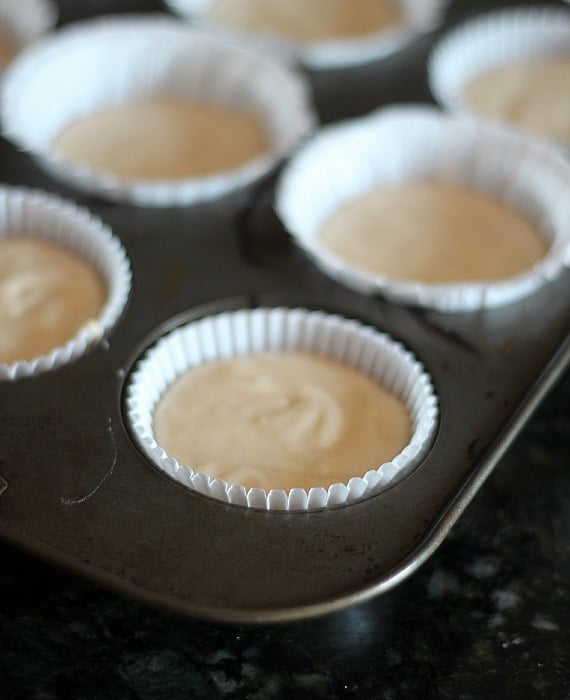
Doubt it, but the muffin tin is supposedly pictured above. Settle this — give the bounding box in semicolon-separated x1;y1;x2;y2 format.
1;1;569;624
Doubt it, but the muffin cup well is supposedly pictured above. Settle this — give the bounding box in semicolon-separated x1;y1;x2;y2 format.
165;0;448;69
275;105;570;312
428;7;570;148
0;15;316;206
125;307;438;512
0;186;131;380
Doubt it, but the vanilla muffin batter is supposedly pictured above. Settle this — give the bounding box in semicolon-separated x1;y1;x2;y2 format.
54;98;268;181
0;238;106;364
462;57;570;142
153;351;411;491
207;0;402;42
319;181;547;284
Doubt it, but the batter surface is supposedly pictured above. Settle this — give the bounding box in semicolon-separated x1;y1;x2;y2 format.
153;351;411;491
0;238;106;364
319;181;546;284
462;58;570;142
207;0;401;42
54;99;268;181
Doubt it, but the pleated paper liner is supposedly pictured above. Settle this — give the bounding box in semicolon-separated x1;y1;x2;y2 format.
1;15;316;206
126;307;438;512
275;105;570;312
165;0;448;69
0;187;131;381
428;6;570;149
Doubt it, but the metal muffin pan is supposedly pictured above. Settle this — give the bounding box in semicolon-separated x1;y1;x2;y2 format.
1;3;569;624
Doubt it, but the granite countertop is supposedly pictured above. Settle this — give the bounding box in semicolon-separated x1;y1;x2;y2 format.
1;0;569;698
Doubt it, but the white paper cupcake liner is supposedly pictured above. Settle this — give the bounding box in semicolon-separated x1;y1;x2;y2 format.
0;15;316;206
428;7;570;148
0;0;57;71
165;0;448;69
0;186;131;381
126;307;438;512
274;105;570;312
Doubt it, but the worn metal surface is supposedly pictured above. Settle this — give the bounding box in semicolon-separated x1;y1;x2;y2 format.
0;0;569;624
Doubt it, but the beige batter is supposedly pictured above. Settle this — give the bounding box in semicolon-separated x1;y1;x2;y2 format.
207;0;401;42
0;33;16;68
462;58;570;142
54;99;268;181
153;351;411;491
319;181;547;284
0;238;106;364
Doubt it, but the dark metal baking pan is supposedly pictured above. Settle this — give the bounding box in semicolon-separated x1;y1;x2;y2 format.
1;0;569;624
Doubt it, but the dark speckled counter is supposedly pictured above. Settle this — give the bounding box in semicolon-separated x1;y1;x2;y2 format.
1;0;569;697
